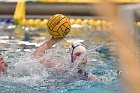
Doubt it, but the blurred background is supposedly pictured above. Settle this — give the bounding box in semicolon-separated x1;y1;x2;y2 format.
0;0;140;47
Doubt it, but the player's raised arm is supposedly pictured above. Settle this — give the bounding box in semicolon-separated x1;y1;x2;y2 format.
32;37;64;58
32;14;71;58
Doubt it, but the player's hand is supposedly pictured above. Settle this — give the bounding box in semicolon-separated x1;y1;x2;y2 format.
50;36;65;43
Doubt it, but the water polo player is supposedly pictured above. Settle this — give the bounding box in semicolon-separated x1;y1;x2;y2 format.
32;37;98;81
0;37;99;81
70;42;98;80
0;53;8;74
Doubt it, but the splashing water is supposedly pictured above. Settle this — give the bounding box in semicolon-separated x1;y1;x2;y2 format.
0;45;120;93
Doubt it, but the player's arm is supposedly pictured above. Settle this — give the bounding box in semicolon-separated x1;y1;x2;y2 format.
32;37;64;58
88;72;109;82
88;72;99;81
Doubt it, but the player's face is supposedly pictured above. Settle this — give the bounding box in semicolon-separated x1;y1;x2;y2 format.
73;52;87;68
0;54;8;73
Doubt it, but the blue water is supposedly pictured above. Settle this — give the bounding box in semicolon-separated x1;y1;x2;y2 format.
0;21;121;93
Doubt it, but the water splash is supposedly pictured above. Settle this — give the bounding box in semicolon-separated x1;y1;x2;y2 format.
0;45;120;93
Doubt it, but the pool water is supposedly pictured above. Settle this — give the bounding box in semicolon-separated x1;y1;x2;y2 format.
0;21;120;93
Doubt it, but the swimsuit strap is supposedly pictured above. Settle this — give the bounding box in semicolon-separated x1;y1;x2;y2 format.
83;71;88;80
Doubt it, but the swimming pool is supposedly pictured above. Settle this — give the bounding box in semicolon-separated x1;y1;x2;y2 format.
0;20;120;93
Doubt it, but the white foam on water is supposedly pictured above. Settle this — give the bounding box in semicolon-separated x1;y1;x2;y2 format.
1;45;119;92
5;47;80;85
